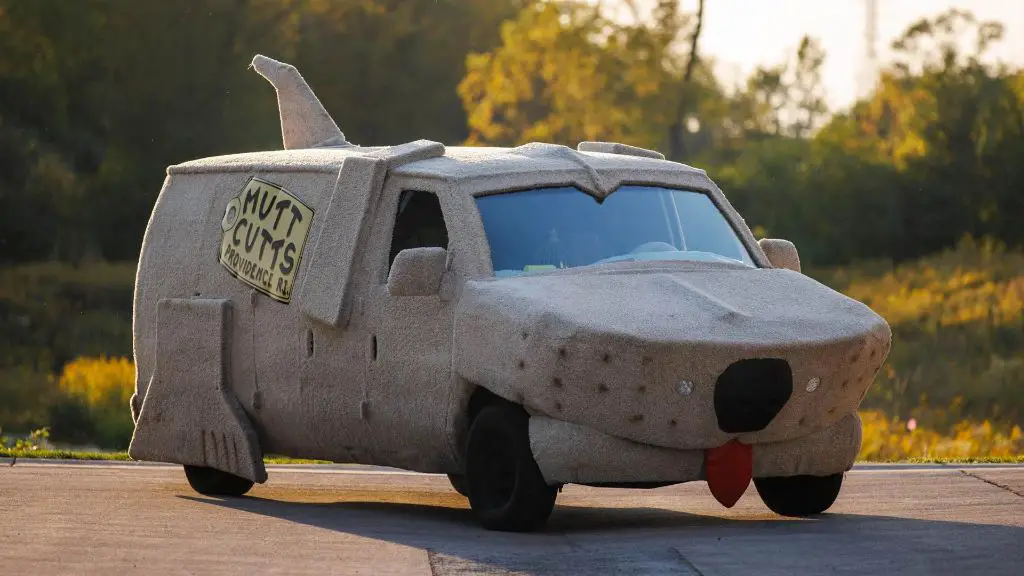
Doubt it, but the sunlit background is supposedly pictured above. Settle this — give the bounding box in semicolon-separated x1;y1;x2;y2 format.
1;0;1021;460
606;0;1024;107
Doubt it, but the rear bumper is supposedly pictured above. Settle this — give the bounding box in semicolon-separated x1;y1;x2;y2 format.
528;411;861;485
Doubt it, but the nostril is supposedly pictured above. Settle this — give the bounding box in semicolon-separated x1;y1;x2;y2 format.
714;358;792;433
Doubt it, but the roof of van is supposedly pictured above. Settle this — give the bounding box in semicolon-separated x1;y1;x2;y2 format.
204;56;706;191
166;142;706;184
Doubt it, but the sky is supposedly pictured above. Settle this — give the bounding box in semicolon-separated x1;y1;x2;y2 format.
605;0;1024;110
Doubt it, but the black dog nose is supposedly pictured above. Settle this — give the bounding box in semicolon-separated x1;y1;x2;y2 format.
714;358;793;433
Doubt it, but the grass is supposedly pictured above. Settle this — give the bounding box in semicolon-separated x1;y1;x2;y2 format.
0;448;132;461
863;455;1024;464
4;447;1020;465
808;239;1024;433
0;448;329;464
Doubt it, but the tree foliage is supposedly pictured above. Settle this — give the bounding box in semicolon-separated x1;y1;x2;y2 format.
1;2;1022;443
460;5;1023;267
5;2;1018;267
0;0;523;263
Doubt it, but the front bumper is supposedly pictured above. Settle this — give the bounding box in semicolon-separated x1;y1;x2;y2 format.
528;411;862;485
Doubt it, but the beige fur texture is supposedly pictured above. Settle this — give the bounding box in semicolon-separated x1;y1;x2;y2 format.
529;411;861;484
454;262;890;452
758;238;802;273
128;298;267;483
129;55;891;487
250;55;349;150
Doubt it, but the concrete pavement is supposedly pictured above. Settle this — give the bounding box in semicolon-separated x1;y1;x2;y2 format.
1;461;1021;575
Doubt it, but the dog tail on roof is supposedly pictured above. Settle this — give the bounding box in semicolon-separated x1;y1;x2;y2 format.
250;54;351;150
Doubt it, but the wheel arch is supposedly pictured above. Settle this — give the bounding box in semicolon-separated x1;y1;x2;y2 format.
449;381;522;471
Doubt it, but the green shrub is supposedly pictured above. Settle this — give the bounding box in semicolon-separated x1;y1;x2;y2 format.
0;261;135;373
0;366;58;431
57;355;135;449
809;238;1024;432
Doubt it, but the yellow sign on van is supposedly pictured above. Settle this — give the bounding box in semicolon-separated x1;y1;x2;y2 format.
219;177;314;303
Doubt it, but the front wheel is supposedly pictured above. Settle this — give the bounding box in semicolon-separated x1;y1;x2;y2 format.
754;473;843;516
184;465;254;497
447;473;469;497
465;403;558;532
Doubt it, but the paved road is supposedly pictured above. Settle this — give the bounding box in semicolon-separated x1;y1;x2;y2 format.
1;461;1021;575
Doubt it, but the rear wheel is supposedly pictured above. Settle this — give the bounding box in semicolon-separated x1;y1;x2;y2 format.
466;403;557;532
183;465;254;497
754;473;843;516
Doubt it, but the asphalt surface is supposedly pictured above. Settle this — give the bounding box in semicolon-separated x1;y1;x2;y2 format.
1;460;1022;575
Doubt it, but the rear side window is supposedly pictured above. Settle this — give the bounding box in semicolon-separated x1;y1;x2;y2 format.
388;190;449;267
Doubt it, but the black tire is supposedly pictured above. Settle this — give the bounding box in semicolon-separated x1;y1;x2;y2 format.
447;473;469;497
754;473;843;516
184;465;254;497
466;403;558;532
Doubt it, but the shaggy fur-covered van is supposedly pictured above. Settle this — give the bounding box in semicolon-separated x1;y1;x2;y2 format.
127;55;892;532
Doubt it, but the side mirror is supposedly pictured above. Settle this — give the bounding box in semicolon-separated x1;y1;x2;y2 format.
387;247;448;296
757;238;801;273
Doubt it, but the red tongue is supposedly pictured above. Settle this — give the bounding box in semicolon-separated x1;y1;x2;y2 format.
705;439;753;508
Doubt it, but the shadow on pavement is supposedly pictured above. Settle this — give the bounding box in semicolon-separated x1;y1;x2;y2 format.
179;491;1024;575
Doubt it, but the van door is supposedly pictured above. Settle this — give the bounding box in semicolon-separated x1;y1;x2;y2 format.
363;185;457;472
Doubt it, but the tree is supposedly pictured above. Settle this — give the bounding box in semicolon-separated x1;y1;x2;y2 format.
788;36;828;138
883;9;1023;255
459;2;636;146
292;0;525;146
458;0;712;156
723;9;1023;266
726;35;827;140
0;0;522;263
633;0;706;161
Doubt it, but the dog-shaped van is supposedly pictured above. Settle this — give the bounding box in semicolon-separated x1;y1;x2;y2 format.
128;55;892;531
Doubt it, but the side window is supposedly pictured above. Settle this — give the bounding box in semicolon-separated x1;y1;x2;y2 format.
388;190;449;267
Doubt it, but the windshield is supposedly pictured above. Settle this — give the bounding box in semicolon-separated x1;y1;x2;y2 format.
475;185;755;277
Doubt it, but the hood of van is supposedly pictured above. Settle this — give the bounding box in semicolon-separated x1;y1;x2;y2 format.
453;261;891;451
